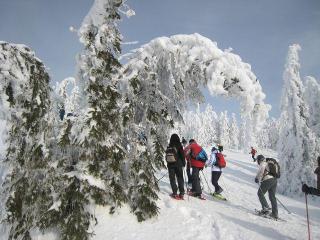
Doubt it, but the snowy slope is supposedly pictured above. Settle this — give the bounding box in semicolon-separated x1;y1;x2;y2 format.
92;149;320;240
0;148;319;240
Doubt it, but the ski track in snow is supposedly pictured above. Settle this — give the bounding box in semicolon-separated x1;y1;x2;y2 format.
92;149;320;240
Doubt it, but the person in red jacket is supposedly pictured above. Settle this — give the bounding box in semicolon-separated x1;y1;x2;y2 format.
184;139;205;198
250;147;257;162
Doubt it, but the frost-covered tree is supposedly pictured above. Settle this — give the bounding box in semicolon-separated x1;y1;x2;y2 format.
77;0;127;214
0;42;52;240
256;118;279;150
200;105;218;145
278;44;317;195
304;76;320;138
217;111;230;147
229;113;239;150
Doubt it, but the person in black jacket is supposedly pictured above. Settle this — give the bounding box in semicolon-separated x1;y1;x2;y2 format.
166;134;186;200
302;184;320;197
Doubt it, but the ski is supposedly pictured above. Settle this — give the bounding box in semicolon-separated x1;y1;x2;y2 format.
253;209;286;222
211;193;227;201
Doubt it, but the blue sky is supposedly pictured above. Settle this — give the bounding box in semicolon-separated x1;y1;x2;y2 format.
0;0;319;118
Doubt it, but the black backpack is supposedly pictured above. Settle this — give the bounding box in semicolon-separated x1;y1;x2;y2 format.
165;146;177;163
266;158;280;178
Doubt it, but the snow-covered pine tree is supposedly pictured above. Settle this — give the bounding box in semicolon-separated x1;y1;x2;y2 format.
256;118;279;150
0;42;52;240
199;105;218;146
76;0;127;209
278;44;317;195
121;66;175;221
304;76;320;138
229;113;239;150
217;111;230;148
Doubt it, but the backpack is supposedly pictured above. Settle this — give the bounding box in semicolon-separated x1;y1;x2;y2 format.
165;146;178;163
266;158;280;178
194;148;208;163
215;152;226;168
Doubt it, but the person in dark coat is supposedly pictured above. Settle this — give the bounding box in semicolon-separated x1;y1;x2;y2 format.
167;134;185;199
302;184;320;197
315;156;320;190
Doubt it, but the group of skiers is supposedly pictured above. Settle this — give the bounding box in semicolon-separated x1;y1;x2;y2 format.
166;134;225;200
165;134;320;221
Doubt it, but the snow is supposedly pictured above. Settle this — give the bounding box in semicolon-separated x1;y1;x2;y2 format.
89;149;320;240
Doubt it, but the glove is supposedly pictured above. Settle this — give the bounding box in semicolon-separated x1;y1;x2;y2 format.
302;184;310;194
255;178;259;183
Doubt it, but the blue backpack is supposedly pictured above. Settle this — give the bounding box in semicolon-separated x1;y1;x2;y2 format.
195;148;208;162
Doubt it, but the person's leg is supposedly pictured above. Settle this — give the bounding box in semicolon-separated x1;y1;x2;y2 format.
168;167;178;195
268;178;278;218
176;167;185;196
192;167;201;196
257;180;270;211
211;171;222;193
187;162;192;184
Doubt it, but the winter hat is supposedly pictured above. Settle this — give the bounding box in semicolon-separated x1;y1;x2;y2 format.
256;155;265;164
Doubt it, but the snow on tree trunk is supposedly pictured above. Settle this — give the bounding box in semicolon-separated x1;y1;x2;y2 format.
278;44;317;195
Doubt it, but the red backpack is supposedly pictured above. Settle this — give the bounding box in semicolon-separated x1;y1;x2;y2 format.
216;152;226;168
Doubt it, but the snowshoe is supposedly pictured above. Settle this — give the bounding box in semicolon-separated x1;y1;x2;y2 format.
169;193;183;200
254;209;285;222
187;191;206;200
211;192;227;201
255;208;271;216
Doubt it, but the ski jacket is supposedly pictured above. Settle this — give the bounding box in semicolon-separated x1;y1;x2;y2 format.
206;150;221;172
256;160;273;182
250;148;256;155
184;142;205;168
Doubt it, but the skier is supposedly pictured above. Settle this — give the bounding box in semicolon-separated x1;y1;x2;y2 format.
315;156;320;190
302;183;320;197
255;154;278;219
166;134;185;200
250;147;257;161
206;146;223;195
184;139;206;199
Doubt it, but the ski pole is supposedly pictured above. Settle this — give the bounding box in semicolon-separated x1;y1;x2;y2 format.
156;171;168;183
201;170;213;194
276;196;291;214
305;193;311;240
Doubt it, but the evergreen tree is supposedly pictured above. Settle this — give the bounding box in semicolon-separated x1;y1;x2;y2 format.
278;44;317;195
217;111;230;147
304;76;320;138
229;113;239;150
0;42;52;240
76;0;127;211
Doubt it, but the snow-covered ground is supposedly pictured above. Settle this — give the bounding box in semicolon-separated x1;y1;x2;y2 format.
92;149;320;240
0;148;319;240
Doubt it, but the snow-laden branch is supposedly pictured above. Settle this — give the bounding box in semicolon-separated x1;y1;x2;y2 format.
123;33;271;131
